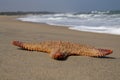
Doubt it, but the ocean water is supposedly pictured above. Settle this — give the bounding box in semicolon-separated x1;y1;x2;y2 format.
18;11;120;35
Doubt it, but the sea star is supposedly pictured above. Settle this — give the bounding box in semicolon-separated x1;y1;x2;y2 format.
12;40;113;60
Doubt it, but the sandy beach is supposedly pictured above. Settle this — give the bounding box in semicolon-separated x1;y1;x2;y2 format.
0;15;120;80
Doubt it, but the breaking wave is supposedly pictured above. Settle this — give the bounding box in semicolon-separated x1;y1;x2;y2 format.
18;10;120;35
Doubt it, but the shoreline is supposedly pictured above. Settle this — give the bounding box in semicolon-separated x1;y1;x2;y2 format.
0;15;120;80
17;13;120;36
17;15;120;36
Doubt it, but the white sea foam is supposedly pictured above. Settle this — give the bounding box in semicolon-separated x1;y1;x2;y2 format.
18;12;120;35
69;26;120;35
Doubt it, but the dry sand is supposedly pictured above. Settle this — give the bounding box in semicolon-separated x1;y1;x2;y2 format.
0;15;120;80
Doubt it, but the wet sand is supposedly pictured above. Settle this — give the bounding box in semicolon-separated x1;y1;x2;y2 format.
0;15;120;80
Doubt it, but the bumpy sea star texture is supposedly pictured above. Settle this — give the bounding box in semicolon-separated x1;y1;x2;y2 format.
12;41;113;60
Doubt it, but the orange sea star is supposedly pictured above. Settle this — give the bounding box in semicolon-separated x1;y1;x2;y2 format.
12;41;113;60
